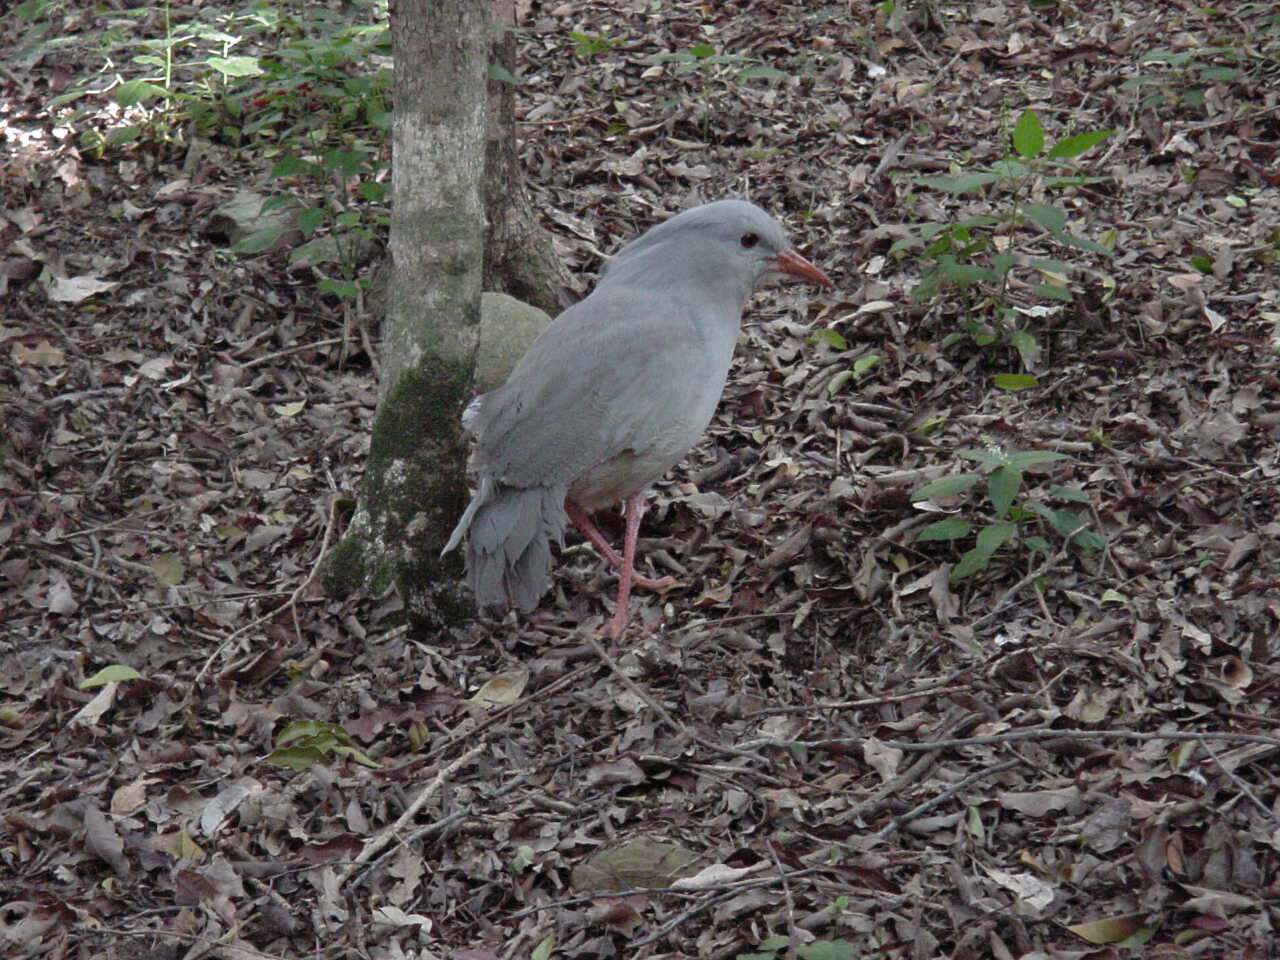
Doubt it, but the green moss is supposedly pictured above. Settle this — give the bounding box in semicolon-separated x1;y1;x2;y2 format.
319;534;368;595
318;353;474;625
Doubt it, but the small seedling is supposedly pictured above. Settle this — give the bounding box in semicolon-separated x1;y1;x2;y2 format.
890;109;1114;369
912;447;1103;580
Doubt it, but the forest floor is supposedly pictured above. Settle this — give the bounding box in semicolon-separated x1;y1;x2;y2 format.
2;1;1280;958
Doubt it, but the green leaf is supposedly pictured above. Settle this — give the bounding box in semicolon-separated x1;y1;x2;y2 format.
332;744;381;768
322;149;368;177
105;127;143;147
487;63;522;84
1046;129;1113;159
1198;66;1237;82
1070;528;1106;552
737;64;788;81
49;88;92;109
269;155;315;178
759;935;792;950
826;369;853;394
298;207;327;236
1049;485;1090;502
265;746;326;770
277;720;352;747
950;544;992;579
989;252;1017;280
974;520;1018;555
810;328;847;350
1020;202;1067;233
115;79;171;106
318;278;360;299
690;43;716;58
1190;256;1213;274
151;552;186;585
81;665;143;689
957;448;1006;467
289;240;337;266
233;227;286;254
993;373;1039;391
966;803;985;839
511;845;536;873
1012;109;1044;158
852;354;881;376
987;465;1022;518
1030;258;1071;276
531;936;555;960
208;56;263;77
989;158;1031;179
918;517;972;542
1011;330;1040;366
912;474;982;500
358;180;387;202
1034;283;1073;301
940;263;992;286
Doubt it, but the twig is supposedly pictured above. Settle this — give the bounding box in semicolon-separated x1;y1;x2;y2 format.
970;545;1069;632
57;504;180;539
340;742;487;886
347;768;530;891
746;684;972;717
737;728;1280;754
240;337;346;369
586;632;685;734
31;546;125;587
1198;737;1277;822
630;869;823;949
766;841;798;960
192;495;340;687
879;758;1024;839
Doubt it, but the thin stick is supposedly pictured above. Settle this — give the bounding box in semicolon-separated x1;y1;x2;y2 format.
737;728;1280;754
340;742;486;883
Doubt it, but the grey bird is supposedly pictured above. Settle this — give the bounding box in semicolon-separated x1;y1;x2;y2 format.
443;199;831;637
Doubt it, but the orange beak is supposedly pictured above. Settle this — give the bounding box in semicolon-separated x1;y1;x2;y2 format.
774;248;832;286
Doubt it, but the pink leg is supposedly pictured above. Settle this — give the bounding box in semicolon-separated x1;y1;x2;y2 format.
565;499;677;593
607;490;648;639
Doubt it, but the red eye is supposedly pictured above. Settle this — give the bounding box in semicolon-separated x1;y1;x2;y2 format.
740;232;760;249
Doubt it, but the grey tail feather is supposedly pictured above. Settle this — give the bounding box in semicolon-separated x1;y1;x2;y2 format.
446;479;567;613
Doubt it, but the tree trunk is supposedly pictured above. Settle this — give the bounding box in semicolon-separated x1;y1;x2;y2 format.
482;0;571;315
321;0;487;627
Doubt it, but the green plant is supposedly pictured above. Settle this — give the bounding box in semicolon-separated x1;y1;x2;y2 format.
567;30;617;59
807;329;882;394
890;109;1114;371
1120;47;1240;111
266;720;379;770
650;43;788;108
911;448;1104;580
14;0;392;305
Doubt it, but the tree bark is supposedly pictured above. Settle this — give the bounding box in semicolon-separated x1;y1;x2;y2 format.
321;0;487;626
482;0;571;315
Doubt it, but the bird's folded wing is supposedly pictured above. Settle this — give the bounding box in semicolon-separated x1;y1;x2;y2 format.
472;287;733;490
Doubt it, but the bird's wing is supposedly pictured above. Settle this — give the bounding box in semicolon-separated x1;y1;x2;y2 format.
472;285;736;491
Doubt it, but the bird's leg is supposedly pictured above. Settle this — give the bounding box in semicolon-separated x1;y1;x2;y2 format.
565;499;677;592
607;490;649;639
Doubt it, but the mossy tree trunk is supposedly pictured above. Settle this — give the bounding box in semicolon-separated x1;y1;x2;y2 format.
481;0;572;315
321;0;487;627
